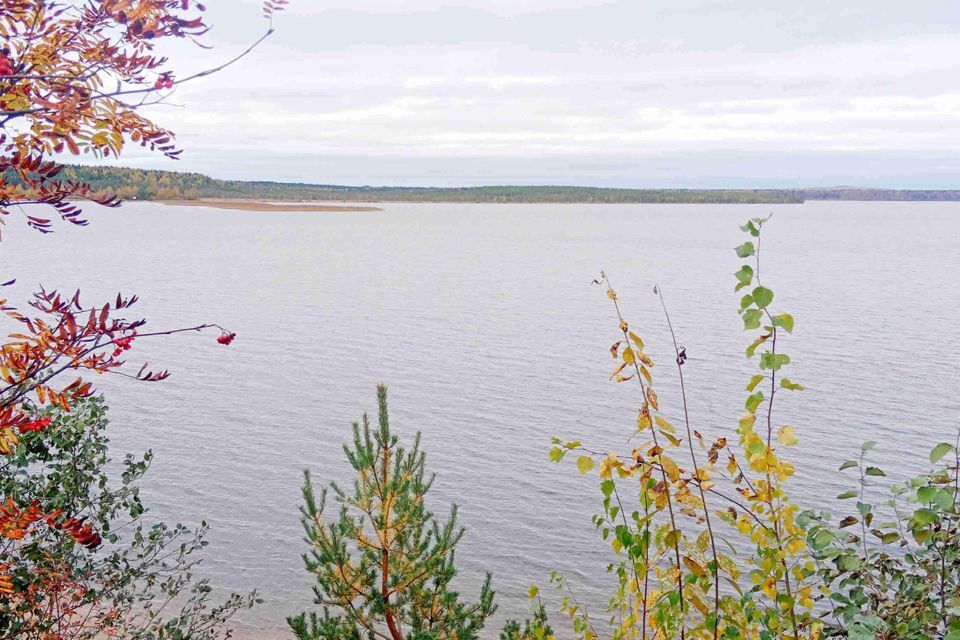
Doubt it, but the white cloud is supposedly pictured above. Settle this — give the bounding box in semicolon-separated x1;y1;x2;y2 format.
129;1;960;184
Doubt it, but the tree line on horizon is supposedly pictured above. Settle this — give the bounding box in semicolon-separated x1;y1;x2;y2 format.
35;165;960;204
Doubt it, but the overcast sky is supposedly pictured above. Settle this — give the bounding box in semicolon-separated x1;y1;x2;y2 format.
117;0;960;187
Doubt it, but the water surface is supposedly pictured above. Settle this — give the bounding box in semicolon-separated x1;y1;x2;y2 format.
6;201;959;638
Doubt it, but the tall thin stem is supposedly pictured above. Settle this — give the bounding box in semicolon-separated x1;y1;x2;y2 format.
602;273;686;639
656;286;721;639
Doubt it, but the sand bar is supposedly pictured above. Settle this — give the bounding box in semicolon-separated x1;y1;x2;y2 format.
158;199;382;212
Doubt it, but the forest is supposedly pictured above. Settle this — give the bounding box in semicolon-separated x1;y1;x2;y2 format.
45;165;960;204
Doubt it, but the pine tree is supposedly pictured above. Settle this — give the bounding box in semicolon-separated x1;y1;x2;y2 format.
290;385;496;640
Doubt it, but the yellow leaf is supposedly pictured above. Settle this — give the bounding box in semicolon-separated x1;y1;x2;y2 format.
661;431;681;447
654;416;675;434
628;331;644;351
639;365;652;385
609;362;628;380
607;289;617;300
687;590;709;616
646;387;659;411
661;455;680;482
637;406;651;431
577;456;595;474
777;425;799;447
683;556;708;580
622;346;635;365
528;585;539;599
726;455;738;474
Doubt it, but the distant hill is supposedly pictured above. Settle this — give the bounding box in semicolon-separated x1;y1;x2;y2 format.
46;165;960;204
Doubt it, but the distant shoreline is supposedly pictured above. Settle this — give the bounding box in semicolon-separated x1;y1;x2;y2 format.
50;165;960;205
157;199;382;212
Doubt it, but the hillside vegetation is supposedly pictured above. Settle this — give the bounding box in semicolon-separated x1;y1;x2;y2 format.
53;165;960;204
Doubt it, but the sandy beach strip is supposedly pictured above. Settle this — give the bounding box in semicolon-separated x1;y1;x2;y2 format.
157;199;382;212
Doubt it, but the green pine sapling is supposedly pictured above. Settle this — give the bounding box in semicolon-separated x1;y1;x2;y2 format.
290;385;496;640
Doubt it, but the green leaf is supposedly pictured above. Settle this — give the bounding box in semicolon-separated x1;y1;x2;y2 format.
861;440;877;452
751;286;774;308
745;391;764;413
917;485;937;503
734;264;754;285
839;460;858;471
759;352;791;371
772;313;794;333
837;490;859;499
930;442;954;464
812;528;834;549
742;309;763;330
739;294;753;312
600;479;614;498
934;488;954;510
865;466;886;477
912;508;938;526
740;220;760;237
577;456;595;474
838;554;861;571
746;335;768;358
735;242;755;258
878;532;900;545
780;378;804;391
746;374;764;392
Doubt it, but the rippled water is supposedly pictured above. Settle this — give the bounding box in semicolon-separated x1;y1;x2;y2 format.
6;201;959;638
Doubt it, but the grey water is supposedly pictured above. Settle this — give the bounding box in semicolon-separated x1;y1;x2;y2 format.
6;201;959;638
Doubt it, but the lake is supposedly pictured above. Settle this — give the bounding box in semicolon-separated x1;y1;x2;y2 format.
6;201;959;638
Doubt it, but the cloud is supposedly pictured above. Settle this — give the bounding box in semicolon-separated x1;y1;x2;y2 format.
129;1;960;185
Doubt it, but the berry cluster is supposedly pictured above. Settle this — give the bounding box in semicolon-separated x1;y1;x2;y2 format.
0;47;14;77
17;417;52;434
154;73;174;90
217;332;236;345
111;331;137;357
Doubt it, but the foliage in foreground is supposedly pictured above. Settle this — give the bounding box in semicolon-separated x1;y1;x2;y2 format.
0;0;282;635
544;218;959;640
290;384;496;640
0;396;256;639
804;439;960;639
547;217;816;640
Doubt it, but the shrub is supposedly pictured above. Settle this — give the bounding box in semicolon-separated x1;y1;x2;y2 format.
547;218;822;639
803;438;960;639
0;396;256;639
